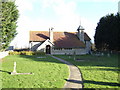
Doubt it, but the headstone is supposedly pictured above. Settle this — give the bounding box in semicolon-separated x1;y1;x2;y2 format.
73;57;76;60
101;53;104;56
107;53;110;57
68;56;71;58
111;51;112;54
73;51;76;60
11;62;17;75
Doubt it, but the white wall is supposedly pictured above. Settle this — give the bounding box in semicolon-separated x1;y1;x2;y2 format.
85;41;91;53
37;39;53;52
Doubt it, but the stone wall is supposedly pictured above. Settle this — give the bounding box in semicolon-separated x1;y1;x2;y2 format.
51;48;86;55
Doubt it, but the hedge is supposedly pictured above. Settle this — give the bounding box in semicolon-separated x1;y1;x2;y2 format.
9;51;45;55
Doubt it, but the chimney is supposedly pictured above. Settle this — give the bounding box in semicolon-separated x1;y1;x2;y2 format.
49;27;54;43
77;25;84;42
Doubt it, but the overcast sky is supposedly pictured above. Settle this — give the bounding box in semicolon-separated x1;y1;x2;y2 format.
10;0;119;48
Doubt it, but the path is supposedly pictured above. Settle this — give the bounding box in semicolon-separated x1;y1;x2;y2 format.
50;55;83;89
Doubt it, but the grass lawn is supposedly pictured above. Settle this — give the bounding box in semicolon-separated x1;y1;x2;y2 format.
55;54;120;88
1;55;69;88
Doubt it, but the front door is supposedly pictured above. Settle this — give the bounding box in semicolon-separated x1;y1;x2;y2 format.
46;45;51;54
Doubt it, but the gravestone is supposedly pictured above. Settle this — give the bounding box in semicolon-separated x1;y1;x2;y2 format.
101;53;104;56
68;56;71;58
11;62;17;75
107;53;110;57
11;62;33;75
73;51;76;60
68;53;71;59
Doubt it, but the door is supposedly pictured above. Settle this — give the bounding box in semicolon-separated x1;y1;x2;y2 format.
46;45;51;54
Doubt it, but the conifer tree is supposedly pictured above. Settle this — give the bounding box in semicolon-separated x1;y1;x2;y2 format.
94;13;120;51
0;0;19;51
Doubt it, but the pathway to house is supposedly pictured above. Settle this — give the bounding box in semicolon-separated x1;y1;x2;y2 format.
50;55;83;89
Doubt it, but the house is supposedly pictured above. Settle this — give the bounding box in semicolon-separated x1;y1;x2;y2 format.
29;25;91;55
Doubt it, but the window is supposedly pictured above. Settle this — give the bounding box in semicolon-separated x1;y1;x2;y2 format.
64;48;72;50
54;48;62;50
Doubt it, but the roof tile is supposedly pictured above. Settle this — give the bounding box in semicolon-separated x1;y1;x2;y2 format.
29;31;91;48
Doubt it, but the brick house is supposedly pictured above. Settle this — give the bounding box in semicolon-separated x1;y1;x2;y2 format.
29;25;91;55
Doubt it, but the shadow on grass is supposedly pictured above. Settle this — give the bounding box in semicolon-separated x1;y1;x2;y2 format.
82;68;120;73
65;79;120;87
19;54;119;71
19;55;65;64
0;70;11;74
84;80;120;87
56;54;119;68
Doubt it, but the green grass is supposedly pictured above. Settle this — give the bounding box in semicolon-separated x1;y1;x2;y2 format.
1;55;69;88
55;54;120;88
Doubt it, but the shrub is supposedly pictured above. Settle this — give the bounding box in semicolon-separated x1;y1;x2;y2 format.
25;51;34;55
9;51;45;55
9;51;21;55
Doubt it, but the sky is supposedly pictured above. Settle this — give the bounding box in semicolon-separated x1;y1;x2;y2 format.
10;0;119;48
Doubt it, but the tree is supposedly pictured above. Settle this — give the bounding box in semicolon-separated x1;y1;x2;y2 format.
94;13;120;51
0;0;19;51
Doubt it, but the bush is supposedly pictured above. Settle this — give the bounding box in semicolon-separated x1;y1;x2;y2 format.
9;51;21;55
9;51;45;55
20;51;34;55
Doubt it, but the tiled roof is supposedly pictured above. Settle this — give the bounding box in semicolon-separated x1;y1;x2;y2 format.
29;31;91;48
30;31;49;41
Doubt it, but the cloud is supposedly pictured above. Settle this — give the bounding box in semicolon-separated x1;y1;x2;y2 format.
39;0;80;31
76;0;119;2
15;0;36;13
11;0;97;48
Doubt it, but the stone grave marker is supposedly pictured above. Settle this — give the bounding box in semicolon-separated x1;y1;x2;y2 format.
107;53;110;57
101;53;104;56
11;62;33;75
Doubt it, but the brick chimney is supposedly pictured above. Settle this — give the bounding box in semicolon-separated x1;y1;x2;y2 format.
49;27;54;43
